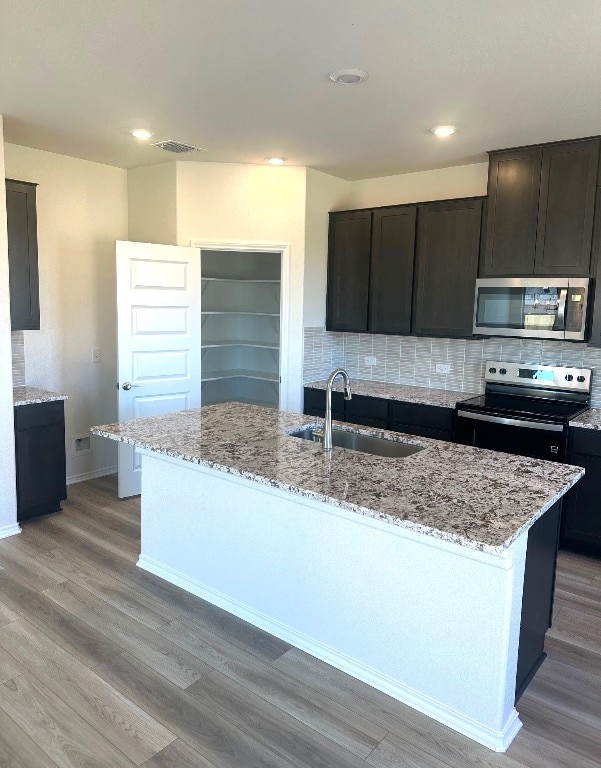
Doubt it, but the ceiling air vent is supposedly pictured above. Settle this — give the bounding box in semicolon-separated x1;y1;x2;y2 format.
151;139;207;154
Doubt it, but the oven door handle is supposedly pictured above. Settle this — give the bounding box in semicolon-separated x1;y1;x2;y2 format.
456;410;564;432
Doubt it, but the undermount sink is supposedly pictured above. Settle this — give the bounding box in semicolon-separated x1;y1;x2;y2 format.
289;426;424;459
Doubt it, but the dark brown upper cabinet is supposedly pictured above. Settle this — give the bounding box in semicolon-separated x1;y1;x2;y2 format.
326;197;484;338
482;147;542;276
413;198;483;337
326;210;372;331
535;140;599;275
481;138;600;278
6;179;40;330
326;206;417;334
368;206;416;334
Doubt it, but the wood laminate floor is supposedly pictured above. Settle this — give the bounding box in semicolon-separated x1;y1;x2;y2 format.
0;475;599;767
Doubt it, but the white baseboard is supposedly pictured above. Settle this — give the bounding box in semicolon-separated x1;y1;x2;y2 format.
0;523;21;540
67;466;117;486
137;554;522;752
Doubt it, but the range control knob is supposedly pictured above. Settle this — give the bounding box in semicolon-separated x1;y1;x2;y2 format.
565;374;574;382
577;375;586;383
488;367;497;374
499;368;507;375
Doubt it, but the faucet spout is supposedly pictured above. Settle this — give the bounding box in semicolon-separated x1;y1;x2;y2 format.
323;368;352;451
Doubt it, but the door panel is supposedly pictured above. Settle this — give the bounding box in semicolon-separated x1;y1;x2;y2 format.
326;211;372;331
368;207;416;334
482;148;542;276
535;140;599;276
413;199;482;337
116;241;201;497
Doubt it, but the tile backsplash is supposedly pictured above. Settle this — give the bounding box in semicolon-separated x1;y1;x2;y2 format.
303;327;601;408
11;331;25;386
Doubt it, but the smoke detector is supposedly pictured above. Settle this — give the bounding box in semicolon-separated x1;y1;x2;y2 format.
151;139;207;154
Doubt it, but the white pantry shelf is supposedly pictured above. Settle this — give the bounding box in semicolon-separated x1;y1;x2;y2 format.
202;277;280;284
201;339;279;350
201;368;279;383
201;310;280;317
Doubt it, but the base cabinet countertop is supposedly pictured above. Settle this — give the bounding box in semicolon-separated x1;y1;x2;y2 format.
304;379;480;441
13;386;68;407
304;378;478;408
13;387;68;522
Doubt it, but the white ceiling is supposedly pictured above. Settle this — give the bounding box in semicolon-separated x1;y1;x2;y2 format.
0;0;600;180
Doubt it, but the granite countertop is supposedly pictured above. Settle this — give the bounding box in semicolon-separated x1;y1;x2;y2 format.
570;409;601;430
91;402;583;555
13;386;68;407
304;379;479;408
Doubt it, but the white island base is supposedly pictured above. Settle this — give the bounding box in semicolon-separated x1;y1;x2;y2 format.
137;450;527;752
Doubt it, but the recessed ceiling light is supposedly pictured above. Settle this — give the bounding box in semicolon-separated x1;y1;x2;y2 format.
329;68;369;85
130;128;153;141
431;125;456;137
265;157;286;165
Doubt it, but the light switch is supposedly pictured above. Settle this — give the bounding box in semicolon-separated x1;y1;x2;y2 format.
364;355;377;366
436;363;451;374
92;347;101;364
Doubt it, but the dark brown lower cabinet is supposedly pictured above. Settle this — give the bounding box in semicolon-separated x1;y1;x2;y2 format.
515;500;561;701
14;400;67;521
303;388;454;441
562;428;601;556
389;400;454;441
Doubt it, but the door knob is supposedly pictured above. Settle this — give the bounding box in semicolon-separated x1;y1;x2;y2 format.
121;382;140;390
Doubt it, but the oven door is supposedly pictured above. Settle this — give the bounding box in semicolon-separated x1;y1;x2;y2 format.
473;278;588;340
455;410;567;462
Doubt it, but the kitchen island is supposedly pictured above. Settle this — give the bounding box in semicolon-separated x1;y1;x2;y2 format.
91;402;583;752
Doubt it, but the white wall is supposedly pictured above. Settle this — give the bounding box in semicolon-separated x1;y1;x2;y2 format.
128;162;177;244
0;117;18;535
175;161;308;412
304;169;350;328
4;144;128;483
345;163;488;210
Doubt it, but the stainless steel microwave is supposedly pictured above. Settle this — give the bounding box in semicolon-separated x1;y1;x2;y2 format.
473;278;589;341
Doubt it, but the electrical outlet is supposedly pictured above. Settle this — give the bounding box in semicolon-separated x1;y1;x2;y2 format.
92;347;101;364
364;355;377;366
436;363;451;374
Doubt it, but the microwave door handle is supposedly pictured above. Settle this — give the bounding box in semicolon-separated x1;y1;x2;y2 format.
557;288;568;330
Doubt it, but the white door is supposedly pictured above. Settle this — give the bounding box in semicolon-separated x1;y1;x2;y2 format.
116;241;201;497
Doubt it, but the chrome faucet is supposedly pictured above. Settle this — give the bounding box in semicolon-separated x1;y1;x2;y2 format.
323;368;352;451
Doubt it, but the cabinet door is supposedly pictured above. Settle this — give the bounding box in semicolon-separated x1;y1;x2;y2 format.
562;451;601;556
14;402;66;521
534;140;600;276
482;148;542;276
390;401;454;441
413;199;482;337
345;394;389;425
368;206;416;334
6;180;40;330
326;211;372;332
303;388;344;420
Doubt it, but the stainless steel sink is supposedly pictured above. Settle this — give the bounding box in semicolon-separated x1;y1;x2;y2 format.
289;426;424;458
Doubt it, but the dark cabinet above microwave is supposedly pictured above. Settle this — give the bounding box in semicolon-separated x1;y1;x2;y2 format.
481;138;600;278
326;197;484;338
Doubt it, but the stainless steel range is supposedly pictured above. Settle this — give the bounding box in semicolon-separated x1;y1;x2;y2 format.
455;361;591;462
